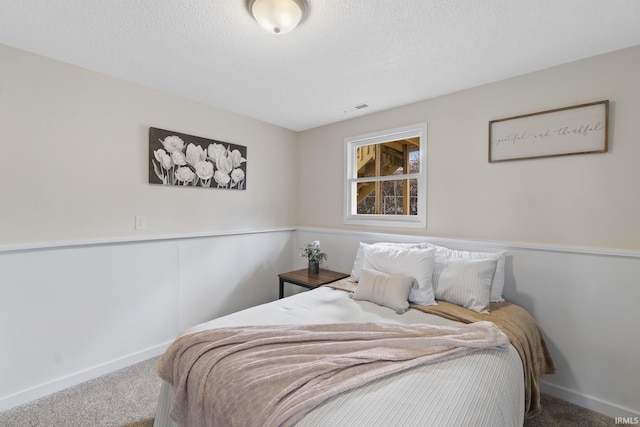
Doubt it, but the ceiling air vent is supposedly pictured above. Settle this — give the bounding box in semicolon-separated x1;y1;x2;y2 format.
341;103;370;114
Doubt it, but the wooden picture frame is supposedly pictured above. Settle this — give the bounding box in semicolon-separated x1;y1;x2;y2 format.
488;100;609;163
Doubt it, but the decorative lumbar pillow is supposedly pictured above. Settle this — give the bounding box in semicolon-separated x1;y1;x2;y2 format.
351;268;413;314
350;242;426;282
362;245;436;306
427;243;507;302
431;257;498;314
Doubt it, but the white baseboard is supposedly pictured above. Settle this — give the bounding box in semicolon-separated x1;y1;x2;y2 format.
540;381;639;419
0;341;172;413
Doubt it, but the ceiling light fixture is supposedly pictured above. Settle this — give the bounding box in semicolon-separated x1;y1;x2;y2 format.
248;0;307;35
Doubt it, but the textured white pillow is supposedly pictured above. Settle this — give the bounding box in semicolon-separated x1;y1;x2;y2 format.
351;268;413;314
432;257;498;314
350;242;426;282
363;245;436;306
427;243;507;302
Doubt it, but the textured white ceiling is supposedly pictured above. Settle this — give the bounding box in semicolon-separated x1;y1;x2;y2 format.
1;0;640;131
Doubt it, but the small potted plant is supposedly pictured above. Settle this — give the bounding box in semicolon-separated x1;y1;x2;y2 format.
300;240;327;274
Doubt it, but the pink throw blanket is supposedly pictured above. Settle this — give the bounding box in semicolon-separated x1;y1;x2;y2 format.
157;321;509;427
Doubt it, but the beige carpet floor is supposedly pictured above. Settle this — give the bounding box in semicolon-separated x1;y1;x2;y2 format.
0;356;617;426
0;358;161;427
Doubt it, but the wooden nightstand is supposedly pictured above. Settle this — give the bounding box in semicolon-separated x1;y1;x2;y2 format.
278;268;350;299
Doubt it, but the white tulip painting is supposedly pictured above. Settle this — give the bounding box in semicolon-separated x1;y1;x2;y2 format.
149;127;246;190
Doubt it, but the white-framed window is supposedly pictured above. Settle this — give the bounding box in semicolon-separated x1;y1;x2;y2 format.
344;123;427;228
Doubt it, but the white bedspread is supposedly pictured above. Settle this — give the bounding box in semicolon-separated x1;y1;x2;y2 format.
154;286;524;427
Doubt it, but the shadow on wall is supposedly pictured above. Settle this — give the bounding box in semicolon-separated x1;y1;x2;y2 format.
179;231;294;327
504;254;578;404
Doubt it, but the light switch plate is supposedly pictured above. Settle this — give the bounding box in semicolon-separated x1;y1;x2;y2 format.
135;216;147;230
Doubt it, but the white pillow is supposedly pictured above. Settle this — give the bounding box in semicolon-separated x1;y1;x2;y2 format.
363;245;436;306
432;257;498;314
350;242;426;282
427;243;507;302
351;268;413;314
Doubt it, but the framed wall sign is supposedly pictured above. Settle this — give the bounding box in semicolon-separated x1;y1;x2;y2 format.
488;100;609;163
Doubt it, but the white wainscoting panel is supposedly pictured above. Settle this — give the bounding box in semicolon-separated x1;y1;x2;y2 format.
177;232;294;330
3;227;637;418
0;230;294;412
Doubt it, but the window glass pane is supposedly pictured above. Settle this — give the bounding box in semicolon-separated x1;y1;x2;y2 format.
356;179;418;215
356;138;420;178
408;148;420;174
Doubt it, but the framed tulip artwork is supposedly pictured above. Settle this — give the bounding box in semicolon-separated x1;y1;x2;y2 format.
149;127;247;190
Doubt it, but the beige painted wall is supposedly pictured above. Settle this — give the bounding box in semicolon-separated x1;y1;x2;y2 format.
297;45;640;251
0;44;298;246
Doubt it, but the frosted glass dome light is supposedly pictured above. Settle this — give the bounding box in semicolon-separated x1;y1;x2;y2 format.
248;0;307;34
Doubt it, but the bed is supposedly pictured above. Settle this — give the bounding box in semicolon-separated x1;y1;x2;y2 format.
153;243;555;427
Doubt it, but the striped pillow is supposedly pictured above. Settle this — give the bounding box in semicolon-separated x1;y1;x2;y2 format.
427;243;507;302
351;268;414;314
432;257;498;314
